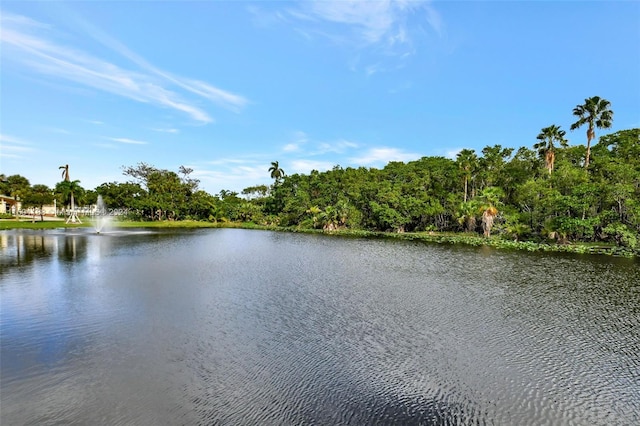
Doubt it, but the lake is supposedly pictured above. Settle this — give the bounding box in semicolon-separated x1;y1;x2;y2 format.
1;228;639;425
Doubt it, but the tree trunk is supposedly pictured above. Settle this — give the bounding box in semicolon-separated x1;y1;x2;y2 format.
546;151;555;174
482;208;497;237
584;127;594;168
466;215;476;233
463;176;468;203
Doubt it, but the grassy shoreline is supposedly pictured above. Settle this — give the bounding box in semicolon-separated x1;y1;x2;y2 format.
1;219;637;258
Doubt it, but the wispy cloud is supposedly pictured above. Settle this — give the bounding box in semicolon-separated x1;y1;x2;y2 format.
0;134;34;159
66;9;249;112
282;130;309;152
315;139;359;154
206;158;258;166
0;134;31;145
283;143;300;152
0;11;248;123
108;137;148;145
193;162;268;192
152;128;180;134
350;147;419;165
281;131;358;156
288;0;443;54
290;159;336;174
246;5;289;28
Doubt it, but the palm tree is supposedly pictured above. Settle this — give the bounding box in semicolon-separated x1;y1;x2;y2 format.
55;179;83;223
570;96;613;168
320;205;338;231
59;164;70;181
456;149;478;203
534;124;568;174
56;165;84;222
55;179;82;208
478;186;503;237
268;161;285;182
306;205;322;228
457;201;478;232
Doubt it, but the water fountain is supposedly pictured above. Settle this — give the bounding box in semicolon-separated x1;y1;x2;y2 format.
94;195;112;234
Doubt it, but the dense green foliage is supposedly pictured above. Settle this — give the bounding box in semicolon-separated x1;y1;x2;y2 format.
252;129;639;250
2;102;639;253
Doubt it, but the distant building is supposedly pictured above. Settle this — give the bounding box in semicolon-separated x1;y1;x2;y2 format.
0;195;20;215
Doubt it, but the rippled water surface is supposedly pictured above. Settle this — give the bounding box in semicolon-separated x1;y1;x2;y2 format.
1;228;639;425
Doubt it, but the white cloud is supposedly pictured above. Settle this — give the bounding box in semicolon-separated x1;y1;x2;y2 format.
0;12;248;123
293;130;309;142
316;139;359;154
68;11;249;112
151;128;179;134
290;0;443;52
424;3;444;37
0;134;34;159
205;158;256;166
365;63;383;76
307;1;396;44
281;130;310;152
283;143;300;152
290;159;335;174
108;137;148;145
350;147;419;165
0;134;30;145
193;162;270;194
246;5;290;28
445;148;463;159
0;152;23;159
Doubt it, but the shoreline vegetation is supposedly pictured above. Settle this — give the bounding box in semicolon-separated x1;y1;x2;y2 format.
2;219;637;259
2;100;638;258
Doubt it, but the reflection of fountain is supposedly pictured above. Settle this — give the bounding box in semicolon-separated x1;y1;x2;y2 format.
94;195;112;234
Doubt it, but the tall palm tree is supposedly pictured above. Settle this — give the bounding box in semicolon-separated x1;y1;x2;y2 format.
534;124;568;174
268;161;285;182
56;180;82;209
58;165;75;219
570;96;613;168
59;164;70;181
55;179;83;223
456;149;478;203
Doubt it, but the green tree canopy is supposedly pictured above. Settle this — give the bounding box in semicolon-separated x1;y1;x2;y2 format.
22;184;54;221
570;96;613;168
534;124;568;174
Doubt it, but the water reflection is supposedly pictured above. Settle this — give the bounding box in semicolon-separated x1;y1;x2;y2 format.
0;232;53;270
1;229;639;425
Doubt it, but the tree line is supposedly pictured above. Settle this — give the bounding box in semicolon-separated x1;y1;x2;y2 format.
1;97;638;248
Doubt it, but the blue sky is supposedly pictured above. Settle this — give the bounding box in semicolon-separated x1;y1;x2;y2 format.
1;1;639;195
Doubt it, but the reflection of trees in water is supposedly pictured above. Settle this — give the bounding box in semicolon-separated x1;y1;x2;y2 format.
60;236;87;263
0;233;88;272
0;233;51;270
